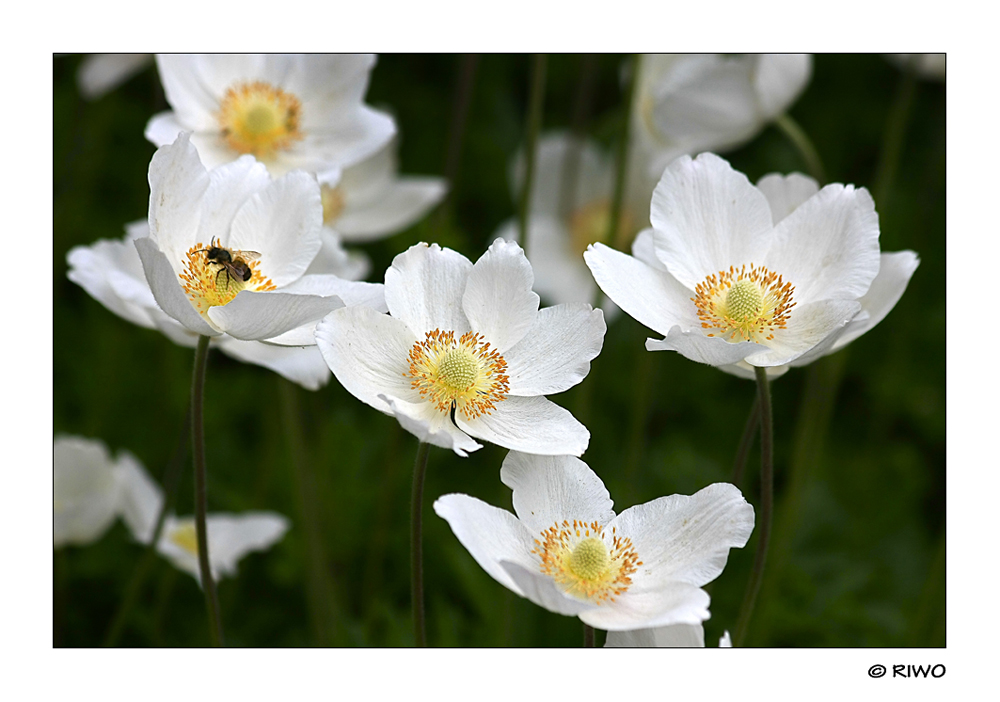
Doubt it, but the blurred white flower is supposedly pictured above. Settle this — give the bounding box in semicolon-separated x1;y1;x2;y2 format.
316;239;605;457
585;153;918;377
495;132;649;315
435;451;753;630
146;54;395;178
77;53;153;100
632;54;812;181
54;436;140;547
117;134;384;381
886;54;946;81
605;623;731;647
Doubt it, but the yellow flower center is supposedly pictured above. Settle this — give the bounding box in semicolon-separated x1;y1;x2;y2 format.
533;520;641;604
693;263;796;343
321;184;346;226
217;81;303;158
169;522;199;556
568;200;634;255
406;329;510;421
179;241;276;318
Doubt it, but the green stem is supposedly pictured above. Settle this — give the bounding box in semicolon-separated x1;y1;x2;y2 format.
774;113;827;184
873;63;918;219
277;377;339;646
584;623;596;647
731;395;760;490
515;54;547;246
103;405;190;646
435;53;479;228
191;334;224;647
410;441;431;647
733;366;773;646
611;54;638;252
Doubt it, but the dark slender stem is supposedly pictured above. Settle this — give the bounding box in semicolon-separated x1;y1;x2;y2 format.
277;377;339;646
873;62;918;217
515;53;547;246
103;405;190;646
732;395;761;490
583;623;596;647
410;441;431;647
611;54;638;252
191;334;224;647
733;366;774;646
774;113;827;185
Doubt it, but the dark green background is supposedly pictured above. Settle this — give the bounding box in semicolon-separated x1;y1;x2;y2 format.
53;54;945;647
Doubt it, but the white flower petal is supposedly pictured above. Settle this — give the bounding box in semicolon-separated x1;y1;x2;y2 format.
336;178;447;242
462;238;540;352
381;394;482;457
54;437;122;548
116;451;164;545
609;483;754;589
504;303;605;396
717;361;791;381
765;184;881;304
752;54;812;119
216;337;332;391
228;171;323;288
511;132;611;216
743;299;862;367
67;236;159;330
580;584;711;631
459;395;589;456
207;290;343;341
134;237;220;336
720;631;732;647
755;172;819;224
514;216;598;306
828;250;919;352
650;153;774;289
147;134;211;265
433;494;538;595
315;306;420;412
646;326;758;367
384;243;472;335
605;622;706;647
630;227;667;271
585;243;695;337
500;451;615;535
501;561;599;617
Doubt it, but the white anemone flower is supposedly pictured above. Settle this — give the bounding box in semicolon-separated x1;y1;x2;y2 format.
54;436;144;548
315;239;606;457
606;623;731;647
77;53;153;100
68;218;363;390
495;132;650;314
585;153;919;377
434;452;754;630
321;137;447;245
130;134;386;366
146;54;395;178
632;54;812;181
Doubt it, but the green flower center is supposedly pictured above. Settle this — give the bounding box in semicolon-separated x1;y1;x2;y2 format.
724;278;763;320
437;348;479;393
568;537;610;580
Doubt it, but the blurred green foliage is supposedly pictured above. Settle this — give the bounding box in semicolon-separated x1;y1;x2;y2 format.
53;54;944;647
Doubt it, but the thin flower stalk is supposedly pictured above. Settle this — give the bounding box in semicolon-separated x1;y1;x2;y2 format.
610;54;638;252
516;54;547;246
774;113;827;185
411;441;431;647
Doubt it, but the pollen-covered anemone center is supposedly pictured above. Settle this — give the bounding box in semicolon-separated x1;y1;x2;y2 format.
693;263;796;343
180;242;276;317
169;522;199;556
569;200;634;256
533;520;641;604
406;329;510;421
217;81;303;158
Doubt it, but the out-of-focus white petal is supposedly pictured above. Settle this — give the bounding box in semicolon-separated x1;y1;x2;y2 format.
78;53;152;100
115;451;164;545
504;303;605;396
752;54;812;119
336;178;447;242
384;243;472;335
54;437;122;548
216;338;332;391
462;239;539;353
433;494;538;594
279;274;386;313
650;153;773;290
459;395;589;456
605;623;706;647
501;452;616;535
